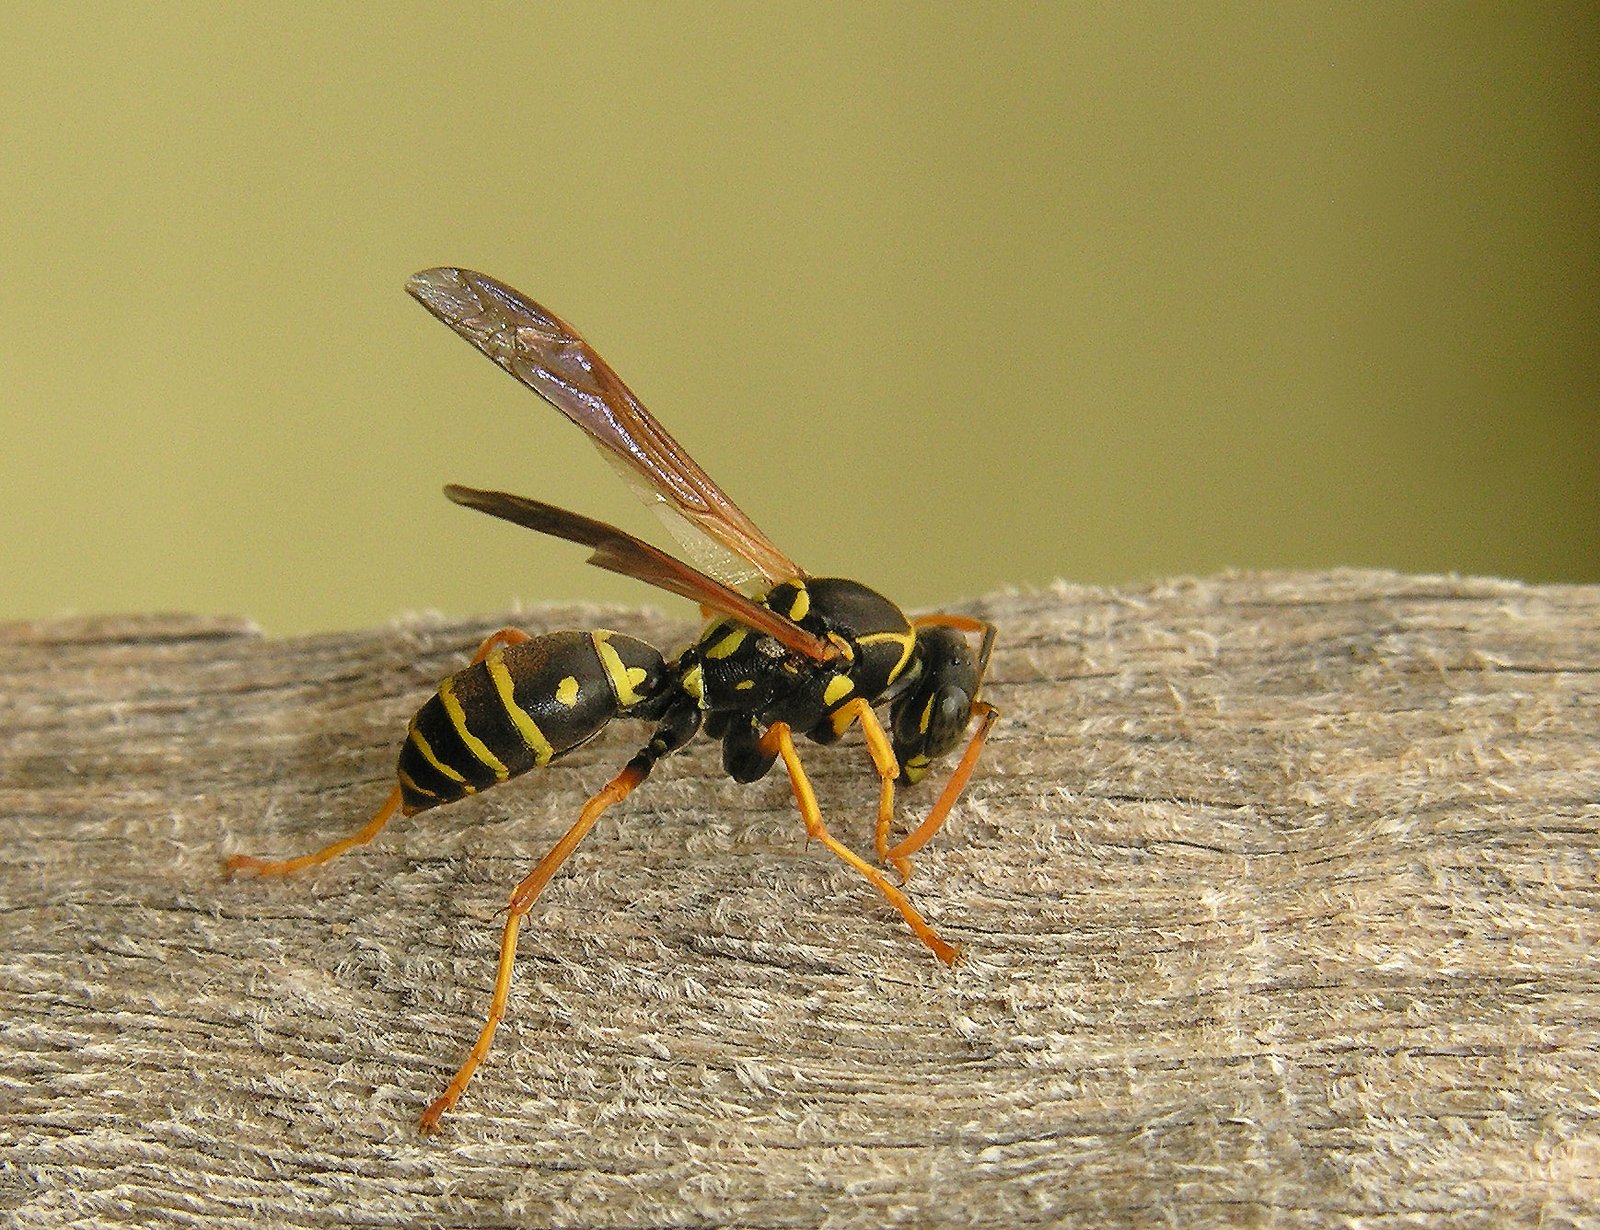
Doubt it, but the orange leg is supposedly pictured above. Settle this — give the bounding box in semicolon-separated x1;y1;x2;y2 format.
418;761;648;1133
224;785;403;880
760;722;959;966
886;701;998;875
828;697;902;872
223;628;530;882
470;626;532;664
887;613;998;881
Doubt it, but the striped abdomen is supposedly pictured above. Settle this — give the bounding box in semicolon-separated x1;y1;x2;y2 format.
397;630;668;814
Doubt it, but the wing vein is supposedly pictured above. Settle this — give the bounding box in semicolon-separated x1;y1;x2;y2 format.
408;267;802;588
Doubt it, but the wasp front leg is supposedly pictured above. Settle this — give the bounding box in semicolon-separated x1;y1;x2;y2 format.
881;613;1000;881
885;700;998;870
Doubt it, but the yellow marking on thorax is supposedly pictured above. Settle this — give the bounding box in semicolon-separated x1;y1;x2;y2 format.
735;679;755;691
681;663;705;702
485;652;556;765
591;631;650;707
554;675;580;707
440;678;509;779
786;583;810;622
823;674;854;707
705;625;748;660
407;723;469;785
858;627;916;685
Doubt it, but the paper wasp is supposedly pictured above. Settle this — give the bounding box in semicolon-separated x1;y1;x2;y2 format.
225;268;999;1131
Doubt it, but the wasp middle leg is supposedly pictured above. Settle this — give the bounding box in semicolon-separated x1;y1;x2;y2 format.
760;721;959;966
821;696;905;874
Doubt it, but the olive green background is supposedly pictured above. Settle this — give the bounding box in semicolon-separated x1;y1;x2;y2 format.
3;5;1595;636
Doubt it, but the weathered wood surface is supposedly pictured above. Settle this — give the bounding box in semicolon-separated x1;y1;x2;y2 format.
2;571;1597;1229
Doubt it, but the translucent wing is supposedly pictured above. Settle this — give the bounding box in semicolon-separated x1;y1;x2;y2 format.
408;267;803;591
444;486;835;662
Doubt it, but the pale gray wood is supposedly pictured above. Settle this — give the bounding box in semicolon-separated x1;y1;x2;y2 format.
2;572;1597;1228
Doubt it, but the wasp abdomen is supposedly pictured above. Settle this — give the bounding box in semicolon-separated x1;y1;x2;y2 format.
397;629;668;814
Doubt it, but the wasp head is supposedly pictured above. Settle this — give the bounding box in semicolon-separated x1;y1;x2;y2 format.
890;625;982;784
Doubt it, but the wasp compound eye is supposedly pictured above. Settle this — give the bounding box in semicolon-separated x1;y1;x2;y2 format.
925;684;976;758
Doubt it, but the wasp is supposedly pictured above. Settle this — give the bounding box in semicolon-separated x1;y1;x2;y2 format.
225;269;999;1131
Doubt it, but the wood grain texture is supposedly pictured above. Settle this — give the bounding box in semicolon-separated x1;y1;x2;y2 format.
2;572;1597;1228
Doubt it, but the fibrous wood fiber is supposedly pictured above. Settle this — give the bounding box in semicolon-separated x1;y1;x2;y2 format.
2;571;1597;1227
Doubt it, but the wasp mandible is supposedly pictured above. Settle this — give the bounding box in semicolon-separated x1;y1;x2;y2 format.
225;269;999;1131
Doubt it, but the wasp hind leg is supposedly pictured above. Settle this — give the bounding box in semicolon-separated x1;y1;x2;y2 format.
222;627;533;881
417;761;646;1133
223;785;404;881
468;626;532;664
419;697;702;1133
760;721;959;966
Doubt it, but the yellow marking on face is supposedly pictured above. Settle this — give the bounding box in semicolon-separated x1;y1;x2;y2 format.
486;652;556;765
591;631;650;707
705;625;748;660
903;753;931;783
786;583;810;622
554;675;580;707
408;723;469;786
919;693;937;734
823;674;853;707
441;678;509;780
681;663;704;702
397;767;438;799
859;628;916;685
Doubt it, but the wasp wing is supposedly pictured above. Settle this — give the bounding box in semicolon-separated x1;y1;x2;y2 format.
409;267;803;592
444;485;835;663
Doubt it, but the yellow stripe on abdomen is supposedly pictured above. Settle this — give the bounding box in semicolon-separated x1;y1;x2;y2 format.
408;724;470;787
440;678;509;780
485;652;557;766
591;631;650;706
